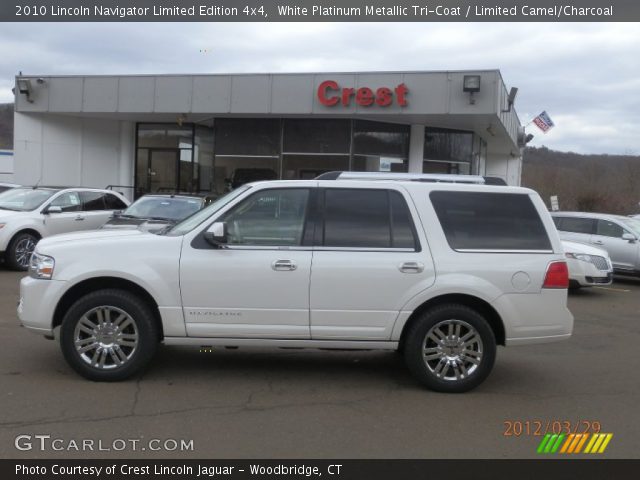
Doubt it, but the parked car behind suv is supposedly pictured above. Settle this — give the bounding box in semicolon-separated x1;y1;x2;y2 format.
552;212;640;276
0;182;20;194
562;240;613;289
0;187;129;270
102;194;210;233
18;173;573;392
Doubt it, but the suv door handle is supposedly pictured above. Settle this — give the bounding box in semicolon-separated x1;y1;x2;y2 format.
399;262;424;273
74;215;85;221
592;240;604;245
272;260;297;271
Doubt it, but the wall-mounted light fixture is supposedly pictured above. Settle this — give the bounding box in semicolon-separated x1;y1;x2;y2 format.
517;127;535;147
502;87;518;112
463;75;481;104
16;78;33;103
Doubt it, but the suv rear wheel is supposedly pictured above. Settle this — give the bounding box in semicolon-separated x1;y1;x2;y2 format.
404;304;496;393
6;232;39;271
60;289;158;381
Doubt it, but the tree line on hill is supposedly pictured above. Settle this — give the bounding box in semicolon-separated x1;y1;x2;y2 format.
0;103;13;149
522;146;640;215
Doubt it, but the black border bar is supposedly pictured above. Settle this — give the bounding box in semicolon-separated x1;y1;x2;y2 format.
4;459;640;480
3;0;640;22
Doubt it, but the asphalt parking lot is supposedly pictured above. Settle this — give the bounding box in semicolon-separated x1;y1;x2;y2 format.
1;270;638;459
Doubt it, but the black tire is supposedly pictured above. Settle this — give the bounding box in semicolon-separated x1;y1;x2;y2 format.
404;304;496;393
5;232;39;271
60;289;159;381
568;280;582;291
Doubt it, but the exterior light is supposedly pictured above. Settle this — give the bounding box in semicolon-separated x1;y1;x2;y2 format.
463;75;481;93
16;78;33;103
463;75;481;105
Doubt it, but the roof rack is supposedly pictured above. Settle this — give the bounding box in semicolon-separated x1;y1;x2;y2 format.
315;171;507;185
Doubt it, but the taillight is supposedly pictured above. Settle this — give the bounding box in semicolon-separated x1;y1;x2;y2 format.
543;261;569;289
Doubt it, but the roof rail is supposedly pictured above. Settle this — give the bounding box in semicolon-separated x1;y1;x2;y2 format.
315;171;507;185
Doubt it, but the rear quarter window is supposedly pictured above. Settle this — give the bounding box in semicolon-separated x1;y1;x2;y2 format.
430;191;552;251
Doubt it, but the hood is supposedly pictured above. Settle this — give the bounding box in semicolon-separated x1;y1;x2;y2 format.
37;228;148;248
102;216;174;233
0;209;27;220
561;240;609;258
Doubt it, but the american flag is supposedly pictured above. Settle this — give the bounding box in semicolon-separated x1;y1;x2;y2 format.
533;111;555;133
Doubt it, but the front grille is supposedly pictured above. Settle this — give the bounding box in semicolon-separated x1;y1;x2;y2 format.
588;255;610;271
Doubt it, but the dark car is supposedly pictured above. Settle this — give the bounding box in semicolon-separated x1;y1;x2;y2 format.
0;182;20;194
101;194;209;233
229;168;278;189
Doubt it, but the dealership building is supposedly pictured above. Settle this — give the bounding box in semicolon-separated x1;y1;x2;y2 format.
12;70;525;198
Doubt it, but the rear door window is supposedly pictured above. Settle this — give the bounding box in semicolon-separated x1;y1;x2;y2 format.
104;193;128;210
430;191;551;251
80;192;107;211
321;189;418;249
556;217;595;234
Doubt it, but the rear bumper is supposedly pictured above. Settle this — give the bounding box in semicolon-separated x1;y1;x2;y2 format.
494;289;574;346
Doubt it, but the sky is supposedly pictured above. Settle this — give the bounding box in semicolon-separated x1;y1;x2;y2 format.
0;22;638;155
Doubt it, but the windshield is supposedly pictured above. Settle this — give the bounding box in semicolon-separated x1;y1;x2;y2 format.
166;186;251;236
620;216;640;237
124;196;203;221
0;188;58;212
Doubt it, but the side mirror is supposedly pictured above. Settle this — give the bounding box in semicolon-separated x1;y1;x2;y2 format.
622;232;636;242
45;206;62;214
204;222;227;246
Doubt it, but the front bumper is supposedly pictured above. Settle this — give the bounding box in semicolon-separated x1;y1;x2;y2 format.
566;257;613;287
18;276;68;335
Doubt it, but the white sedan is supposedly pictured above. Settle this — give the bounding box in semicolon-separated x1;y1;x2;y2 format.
562;240;613;289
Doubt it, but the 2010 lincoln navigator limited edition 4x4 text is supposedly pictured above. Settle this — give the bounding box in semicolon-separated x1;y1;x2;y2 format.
18;173;573;392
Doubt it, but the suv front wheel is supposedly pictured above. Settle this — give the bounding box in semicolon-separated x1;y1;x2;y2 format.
404;304;496;393
60;289;159;381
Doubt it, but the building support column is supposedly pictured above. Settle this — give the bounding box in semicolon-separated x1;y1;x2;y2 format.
118;121;135;200
408;124;425;173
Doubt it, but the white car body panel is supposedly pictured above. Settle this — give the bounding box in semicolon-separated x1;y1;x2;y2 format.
180;248;312;338
20;230;183;335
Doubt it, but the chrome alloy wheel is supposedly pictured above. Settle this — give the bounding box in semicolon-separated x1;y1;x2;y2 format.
73;306;139;370
15;237;37;268
422;319;484;381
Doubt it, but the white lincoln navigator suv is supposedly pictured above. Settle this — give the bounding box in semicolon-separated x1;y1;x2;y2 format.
18;173;573;392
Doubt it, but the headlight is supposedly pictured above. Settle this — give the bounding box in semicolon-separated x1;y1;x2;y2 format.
565;252;591;262
29;253;55;280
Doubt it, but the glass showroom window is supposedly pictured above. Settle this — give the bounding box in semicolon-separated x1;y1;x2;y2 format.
195;125;214;193
352;120;409;173
135;124;194;197
214;119;280;194
423;128;474;175
282;119;350;179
